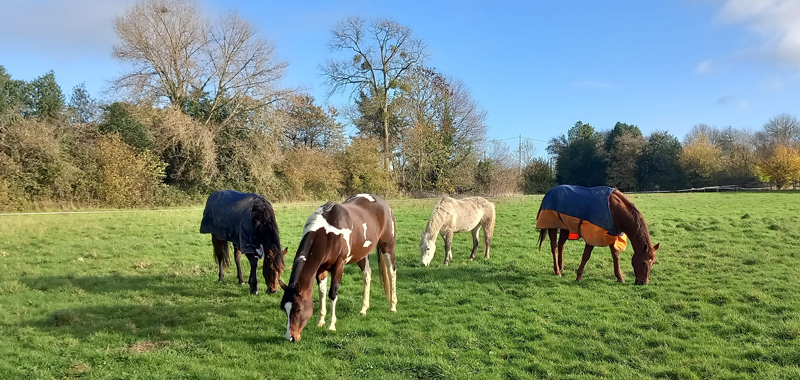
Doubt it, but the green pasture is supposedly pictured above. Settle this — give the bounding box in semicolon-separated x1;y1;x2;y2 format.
0;193;799;379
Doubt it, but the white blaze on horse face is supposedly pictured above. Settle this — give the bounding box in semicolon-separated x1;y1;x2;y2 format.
420;233;436;266
362;222;372;247
353;194;375;202
284;302;293;341
304;206;352;259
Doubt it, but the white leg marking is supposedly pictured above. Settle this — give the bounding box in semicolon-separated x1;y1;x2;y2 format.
391;209;395;237
284;302;293;341
328;296;338;331
360;260;372;315
317;277;327;327
390;264;397;312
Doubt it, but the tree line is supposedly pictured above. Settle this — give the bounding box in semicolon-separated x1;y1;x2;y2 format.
2;0;799;211
542;116;800;192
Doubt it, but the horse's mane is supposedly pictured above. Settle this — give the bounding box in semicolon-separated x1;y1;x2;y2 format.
423;197;450;238
287;233;314;287
253;196;284;272
614;191;653;249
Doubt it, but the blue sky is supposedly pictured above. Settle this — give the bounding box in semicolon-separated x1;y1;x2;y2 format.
2;0;800;155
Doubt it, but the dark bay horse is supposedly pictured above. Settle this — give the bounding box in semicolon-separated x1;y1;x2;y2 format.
281;194;397;342
536;185;659;284
200;190;287;295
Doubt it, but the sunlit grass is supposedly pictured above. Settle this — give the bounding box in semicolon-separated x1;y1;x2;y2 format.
0;193;798;379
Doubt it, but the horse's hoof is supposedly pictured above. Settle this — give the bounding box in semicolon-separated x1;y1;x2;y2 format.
390;307;397;312
250;290;258;295
328;326;336;331
239;281;246;285
359;311;367;316
317;320;325;327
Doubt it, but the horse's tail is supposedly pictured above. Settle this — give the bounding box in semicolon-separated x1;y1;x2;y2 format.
537;229;547;252
377;248;395;303
212;235;230;268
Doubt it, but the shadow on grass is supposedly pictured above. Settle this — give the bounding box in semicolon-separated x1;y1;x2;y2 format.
19;273;253;298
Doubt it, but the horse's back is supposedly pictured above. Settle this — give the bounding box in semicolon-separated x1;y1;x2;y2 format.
444;196;493;232
200;190;265;256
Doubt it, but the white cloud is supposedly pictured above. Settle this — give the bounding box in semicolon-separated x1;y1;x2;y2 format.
696;60;714;74
738;99;750;110
718;0;800;69
0;0;133;57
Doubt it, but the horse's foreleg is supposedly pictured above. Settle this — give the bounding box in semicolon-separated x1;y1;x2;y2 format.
357;256;372;315
548;229;560;276
610;247;624;282
316;272;328;327
328;260;345;331
470;226;481;261
443;232;454;266
557;229;569;275
234;248;244;285
576;244;595;281
247;255;259;295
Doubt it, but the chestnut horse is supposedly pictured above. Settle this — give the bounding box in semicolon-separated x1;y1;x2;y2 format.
536;185;659;284
200;190;287;295
280;194;397;342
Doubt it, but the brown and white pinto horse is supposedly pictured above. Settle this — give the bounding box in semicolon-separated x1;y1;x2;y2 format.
537;187;659;285
280;194;397;342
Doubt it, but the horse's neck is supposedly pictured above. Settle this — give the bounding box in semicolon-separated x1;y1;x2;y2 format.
424;217;442;240
616;211;651;251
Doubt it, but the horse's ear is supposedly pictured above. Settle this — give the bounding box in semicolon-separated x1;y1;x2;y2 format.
282;247;288;255
653;243;660;251
279;279;288;290
267;249;275;258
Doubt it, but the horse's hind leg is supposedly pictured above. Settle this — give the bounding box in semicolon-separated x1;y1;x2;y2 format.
378;245;398;312
483;209;495;259
610;246;624;282
575;244;595;281
470;226;481;261
548;229;560;276
234;248;245;284
357;256;372;316
557;229;569;274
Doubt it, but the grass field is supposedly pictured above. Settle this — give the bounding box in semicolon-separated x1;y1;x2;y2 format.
1;193;799;379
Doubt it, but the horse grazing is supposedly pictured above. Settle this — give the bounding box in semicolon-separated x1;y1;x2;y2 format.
420;196;496;266
200;190;287;295
280;194;397;342
536;185;659;285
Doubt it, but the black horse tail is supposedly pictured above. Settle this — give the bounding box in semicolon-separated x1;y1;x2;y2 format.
213;236;231;268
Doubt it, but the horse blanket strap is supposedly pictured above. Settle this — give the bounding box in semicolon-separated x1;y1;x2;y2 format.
536;185;627;250
200;190;265;258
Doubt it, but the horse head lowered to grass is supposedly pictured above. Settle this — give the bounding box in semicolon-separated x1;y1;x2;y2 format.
280;194;397;342
420;196;496;266
536;185;659;284
200;190;287;294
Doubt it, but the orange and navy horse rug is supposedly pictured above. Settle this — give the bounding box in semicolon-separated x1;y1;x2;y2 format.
200;190;272;259
536;185;628;251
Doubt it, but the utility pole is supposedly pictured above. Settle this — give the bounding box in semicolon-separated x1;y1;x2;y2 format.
518;134;522;175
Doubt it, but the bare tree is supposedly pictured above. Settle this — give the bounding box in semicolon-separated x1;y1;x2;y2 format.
112;0;288;124
763;113;800;148
321;17;426;169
